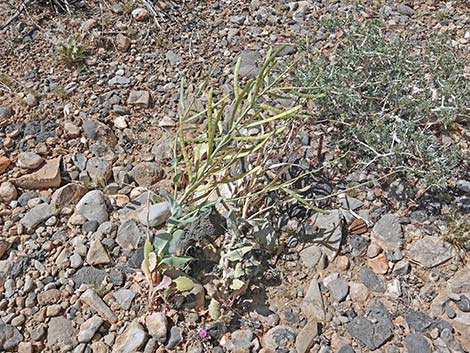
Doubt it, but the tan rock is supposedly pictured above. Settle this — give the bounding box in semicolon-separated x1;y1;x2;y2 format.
296;320;318;353
116;34;131;52
367;254;389;274
14;157;61;190
0;181;17;202
86;240;111;265
80;289;117;323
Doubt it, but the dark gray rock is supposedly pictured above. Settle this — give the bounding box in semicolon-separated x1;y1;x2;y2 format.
456;180;470;194
405;309;434;333
175;207;226;256
128;247;144;269
454;295;470;312
20;203;57;232
0;322;23;351
11;256;30;279
347;300;393;350
349;235;369;257
73;267;108;289
166;327;182;349
371;214;403;252
405;334;430;353
359;267;385;292
397;4;415;16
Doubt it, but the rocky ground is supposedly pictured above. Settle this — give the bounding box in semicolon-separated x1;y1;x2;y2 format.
1;1;470;353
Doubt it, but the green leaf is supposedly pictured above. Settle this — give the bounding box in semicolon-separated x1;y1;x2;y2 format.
208;298;221;320
153;232;172;257
158;256;193;267
223;246;253;262
173;276;194;291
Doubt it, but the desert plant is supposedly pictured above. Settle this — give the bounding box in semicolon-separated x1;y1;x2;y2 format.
294;16;468;188
141;47;325;305
56;38;87;66
441;213;470;251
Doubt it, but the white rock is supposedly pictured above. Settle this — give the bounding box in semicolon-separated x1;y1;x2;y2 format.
75;190;109;224
112;321;147;353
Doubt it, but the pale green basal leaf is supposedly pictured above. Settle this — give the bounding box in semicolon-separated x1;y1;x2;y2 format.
158;256;193;267
224;246;253;262
173;276;195;291
208;298;221;320
229;278;245;290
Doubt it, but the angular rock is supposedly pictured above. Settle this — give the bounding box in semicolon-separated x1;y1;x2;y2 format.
302;279;326;321
328;278;349;302
112;321;147;353
73;267;108;289
145;312;168;343
405;309;434;333
78;316;103;343
75;190;109;224
51;183;87;209
408;236;455;268
405;334;430;353
138;201;171;227
86;157;112;185
127;90;152;108
309;210;344;262
299;245;322;268
46;317;75;347
82;120;117;147
359;266;385;292
129;162;163;187
236;50;261;79
296;320;318;353
0;181;17;202
113;289;137;310
347;301;393;350
81;289;117;323
0;322;23;351
16;152;44;170
116;220;144;249
14;157;61;190
20;203;57;232
262;325;297;352
371;214;403;252
166;326;182;349
86;240;111;265
448;269;470;294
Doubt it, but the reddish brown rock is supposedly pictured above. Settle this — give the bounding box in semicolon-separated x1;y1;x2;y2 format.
0;156;11;174
51;183;88;209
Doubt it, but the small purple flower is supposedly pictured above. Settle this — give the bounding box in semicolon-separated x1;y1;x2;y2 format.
198;328;208;338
